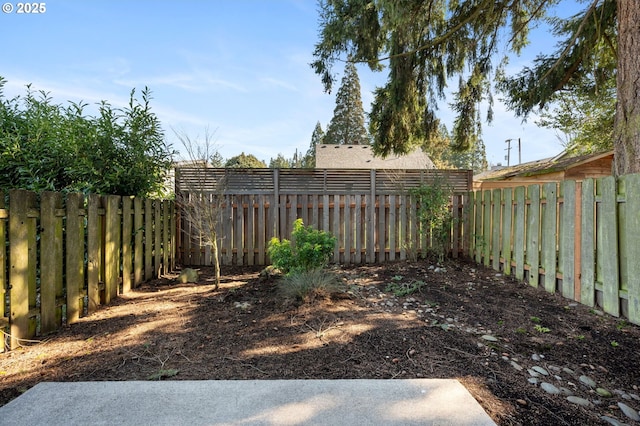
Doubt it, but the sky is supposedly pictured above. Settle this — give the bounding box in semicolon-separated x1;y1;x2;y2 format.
1;0;584;167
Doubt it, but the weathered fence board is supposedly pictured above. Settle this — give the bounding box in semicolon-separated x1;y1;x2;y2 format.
482;191;492;267
66;193;84;324
541;183;557;293
599;177;620;316
122;197;133;293
105;195;120;304
134;197;144;287
472;192;481;264
560;180;576;299
0;193;6;337
9;190;36;348
501;188;513;276
580;179;595;306
526;185;540;288
470;174;640;326
621;174;640;324
0;190;174;351
144;199;153;280
40;192;64;334
514;187;526;281
491;189;501;271
87;194;101;312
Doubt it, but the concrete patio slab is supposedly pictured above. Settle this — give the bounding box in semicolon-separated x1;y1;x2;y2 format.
0;379;496;425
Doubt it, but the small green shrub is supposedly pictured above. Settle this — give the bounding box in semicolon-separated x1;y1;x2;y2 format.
278;268;344;302
267;219;336;274
409;179;453;261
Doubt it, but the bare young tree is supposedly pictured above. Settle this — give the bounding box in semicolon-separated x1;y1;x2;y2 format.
173;129;227;288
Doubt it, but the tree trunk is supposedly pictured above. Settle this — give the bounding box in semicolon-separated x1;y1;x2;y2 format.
212;235;220;289
614;0;640;175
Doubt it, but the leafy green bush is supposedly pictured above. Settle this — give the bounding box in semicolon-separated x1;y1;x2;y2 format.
267;219;336;274
277;268;344;302
0;77;174;196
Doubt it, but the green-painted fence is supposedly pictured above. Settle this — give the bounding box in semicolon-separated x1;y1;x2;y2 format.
467;174;640;325
0;190;176;351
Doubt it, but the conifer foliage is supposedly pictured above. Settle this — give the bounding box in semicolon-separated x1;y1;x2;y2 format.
312;0;640;175
324;62;369;145
303;121;325;167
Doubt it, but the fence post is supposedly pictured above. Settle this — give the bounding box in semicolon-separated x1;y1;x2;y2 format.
9;189;37;349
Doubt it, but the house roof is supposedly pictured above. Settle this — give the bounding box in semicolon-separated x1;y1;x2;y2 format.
315;144;435;169
474;150;614;181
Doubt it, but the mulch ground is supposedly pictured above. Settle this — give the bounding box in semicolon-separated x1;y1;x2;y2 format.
1;257;639;425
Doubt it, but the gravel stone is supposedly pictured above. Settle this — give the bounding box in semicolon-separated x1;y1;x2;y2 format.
532;366;549;376
618;402;640;422
579;375;597;388
567;396;592;407
541;382;561;395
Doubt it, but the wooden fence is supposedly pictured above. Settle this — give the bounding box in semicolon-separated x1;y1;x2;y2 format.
176;168;472;266
467;174;640;325
0;189;175;350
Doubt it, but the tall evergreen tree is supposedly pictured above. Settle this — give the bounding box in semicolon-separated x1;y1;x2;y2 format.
324;62;369;145
302;121;325;168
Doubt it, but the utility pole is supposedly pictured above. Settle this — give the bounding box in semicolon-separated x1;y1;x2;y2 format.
518;138;521;165
505;138;522;166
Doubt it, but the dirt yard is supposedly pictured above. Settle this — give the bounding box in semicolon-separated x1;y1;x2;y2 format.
1;258;639;425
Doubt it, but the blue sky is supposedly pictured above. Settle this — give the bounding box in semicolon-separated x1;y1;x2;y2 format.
1;0;582;166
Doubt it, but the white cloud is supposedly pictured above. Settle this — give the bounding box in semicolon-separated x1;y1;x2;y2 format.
259;77;298;92
115;71;248;94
